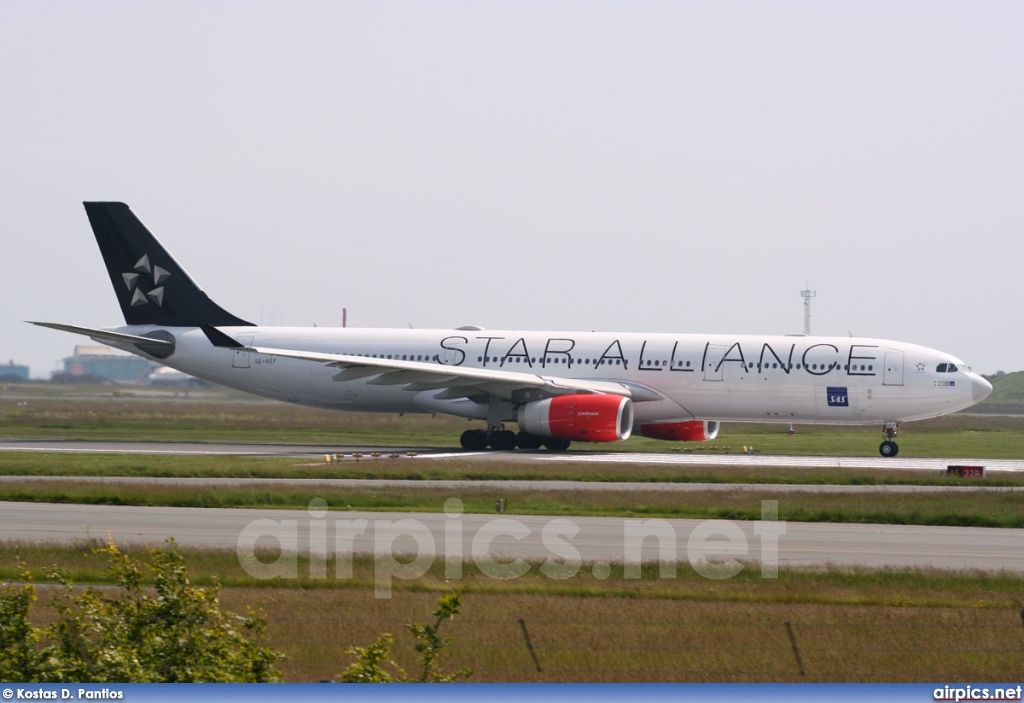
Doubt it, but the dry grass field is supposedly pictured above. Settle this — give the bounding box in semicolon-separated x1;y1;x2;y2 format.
231;587;1023;682
9;543;1024;682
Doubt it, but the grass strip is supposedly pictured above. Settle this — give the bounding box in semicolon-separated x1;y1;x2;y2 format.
2;451;1023;487
3;480;1024;527
4;541;1022;609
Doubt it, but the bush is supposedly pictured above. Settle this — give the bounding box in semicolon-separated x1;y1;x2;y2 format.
0;539;283;683
340;592;471;683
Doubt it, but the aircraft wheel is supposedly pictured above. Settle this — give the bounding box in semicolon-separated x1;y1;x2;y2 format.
460;429;489;451
879;440;899;458
516;431;544;450
490;429;518;451
543;438;571;452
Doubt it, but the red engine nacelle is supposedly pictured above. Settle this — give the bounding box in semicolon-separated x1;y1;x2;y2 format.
517;394;633;443
637;420;720;442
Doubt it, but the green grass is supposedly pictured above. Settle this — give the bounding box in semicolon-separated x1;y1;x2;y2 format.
4;540;1022;607
2;476;1024;527
3;450;1024;486
976;369;1024;414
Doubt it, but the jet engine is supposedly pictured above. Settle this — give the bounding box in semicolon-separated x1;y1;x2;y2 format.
517;394;633;443
636;419;720;442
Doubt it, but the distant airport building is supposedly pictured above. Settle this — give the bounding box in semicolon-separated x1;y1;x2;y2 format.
61;345;157;384
148;366;207;386
0;361;30;381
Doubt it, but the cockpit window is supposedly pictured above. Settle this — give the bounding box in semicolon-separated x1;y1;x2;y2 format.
936;363;949;372
936;363;959;373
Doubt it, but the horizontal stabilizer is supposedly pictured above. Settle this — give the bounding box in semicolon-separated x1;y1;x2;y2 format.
27;321;173;348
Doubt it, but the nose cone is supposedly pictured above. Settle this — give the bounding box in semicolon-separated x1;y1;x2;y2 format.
972;375;993;403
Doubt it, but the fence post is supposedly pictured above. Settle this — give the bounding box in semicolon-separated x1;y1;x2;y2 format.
518;618;542;672
785;621;805;677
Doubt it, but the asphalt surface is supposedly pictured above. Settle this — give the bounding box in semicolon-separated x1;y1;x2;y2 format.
2;438;1022;472
1;501;1021;573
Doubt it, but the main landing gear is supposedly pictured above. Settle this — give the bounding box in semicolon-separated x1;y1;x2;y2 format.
459;427;570;452
879;421;900;458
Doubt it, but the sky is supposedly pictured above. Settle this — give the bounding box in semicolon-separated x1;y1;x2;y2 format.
2;1;1022;377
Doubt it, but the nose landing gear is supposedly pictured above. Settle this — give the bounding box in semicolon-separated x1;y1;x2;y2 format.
879;421;901;457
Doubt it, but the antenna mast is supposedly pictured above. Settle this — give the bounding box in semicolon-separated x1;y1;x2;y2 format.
800;284;816;335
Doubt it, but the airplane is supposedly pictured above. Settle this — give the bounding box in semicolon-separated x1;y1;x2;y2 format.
31;202;993;457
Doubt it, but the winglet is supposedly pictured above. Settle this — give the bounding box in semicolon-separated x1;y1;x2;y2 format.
201;324;243;348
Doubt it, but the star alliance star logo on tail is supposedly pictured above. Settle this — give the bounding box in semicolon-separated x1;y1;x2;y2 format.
122;254;171;307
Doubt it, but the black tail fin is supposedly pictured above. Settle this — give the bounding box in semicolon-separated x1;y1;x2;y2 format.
84;202;253;327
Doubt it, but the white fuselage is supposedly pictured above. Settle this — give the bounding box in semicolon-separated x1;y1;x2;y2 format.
104;325;986;427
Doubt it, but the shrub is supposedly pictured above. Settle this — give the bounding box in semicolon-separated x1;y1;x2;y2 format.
340;592;471;683
0;539;283;683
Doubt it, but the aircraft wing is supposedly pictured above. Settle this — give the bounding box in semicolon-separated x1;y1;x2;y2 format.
250;345;639;400
201;325;650;402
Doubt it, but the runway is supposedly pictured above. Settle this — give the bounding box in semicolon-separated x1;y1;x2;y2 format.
1;501;1021;573
542;452;1024;473
2;438;1022;472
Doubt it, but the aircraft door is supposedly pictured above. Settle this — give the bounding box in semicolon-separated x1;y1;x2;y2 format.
703;345;727;381
232;336;254;369
883;351;904;386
